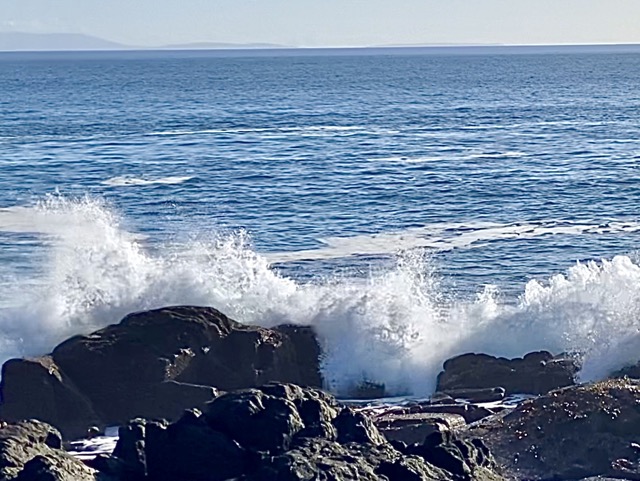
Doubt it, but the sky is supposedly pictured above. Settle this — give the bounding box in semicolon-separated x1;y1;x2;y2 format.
1;0;639;48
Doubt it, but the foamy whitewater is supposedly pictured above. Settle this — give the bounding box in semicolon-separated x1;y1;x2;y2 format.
1;197;639;396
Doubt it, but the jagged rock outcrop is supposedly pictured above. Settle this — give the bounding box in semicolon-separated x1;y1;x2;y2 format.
468;378;640;480
437;351;579;395
97;383;505;481
0;306;323;439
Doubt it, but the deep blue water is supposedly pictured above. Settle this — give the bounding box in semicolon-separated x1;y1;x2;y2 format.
2;48;640;289
1;48;640;392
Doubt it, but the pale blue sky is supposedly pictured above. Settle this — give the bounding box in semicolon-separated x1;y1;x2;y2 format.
1;0;639;47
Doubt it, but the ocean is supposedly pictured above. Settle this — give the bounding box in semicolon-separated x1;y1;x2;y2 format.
1;46;640;396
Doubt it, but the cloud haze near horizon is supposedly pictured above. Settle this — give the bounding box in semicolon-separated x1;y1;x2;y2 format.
0;0;638;48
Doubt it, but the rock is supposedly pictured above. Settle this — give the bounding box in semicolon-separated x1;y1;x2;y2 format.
333;407;387;446
107;419;147;480
273;324;323;388
120;380;218;422
145;410;247;481
610;362;640;380
15;453;109;481
437;351;579;395
404;430;504;481
0;420;62;479
377;456;446;481
206;388;305;454
409;402;496;424
0;306;323;435
343;381;387;400
249;437;448;481
375;412;466;445
0;357;101;440
468;378;640;480
438;387;506;404
95;383;506;481
0;420;104;481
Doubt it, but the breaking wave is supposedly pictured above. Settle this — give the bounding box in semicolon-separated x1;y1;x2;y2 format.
1;196;640;395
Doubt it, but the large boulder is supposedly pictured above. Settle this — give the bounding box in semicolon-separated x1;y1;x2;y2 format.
0;420;107;481
1;306;323;437
0;357;101;440
468;378;640;480
436;351;579;395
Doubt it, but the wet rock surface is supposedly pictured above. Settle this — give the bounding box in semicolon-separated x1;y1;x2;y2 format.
468;378;640;480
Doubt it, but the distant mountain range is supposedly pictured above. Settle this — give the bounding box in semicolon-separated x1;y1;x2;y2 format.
2;32;639;54
0;32;287;52
159;41;286;50
0;32;127;51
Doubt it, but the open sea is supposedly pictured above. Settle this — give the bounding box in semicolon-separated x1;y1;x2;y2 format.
1;46;640;395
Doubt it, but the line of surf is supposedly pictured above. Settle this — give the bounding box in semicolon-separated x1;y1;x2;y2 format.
267;220;640;263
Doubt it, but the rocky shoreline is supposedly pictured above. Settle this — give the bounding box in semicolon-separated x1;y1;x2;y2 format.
2;305;640;480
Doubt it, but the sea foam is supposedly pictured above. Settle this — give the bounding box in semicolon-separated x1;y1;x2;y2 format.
1;197;639;395
101;176;193;187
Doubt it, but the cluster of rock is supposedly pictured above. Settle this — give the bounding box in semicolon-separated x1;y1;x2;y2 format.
4;305;640;480
436;350;579;395
1;383;504;481
0;306;322;439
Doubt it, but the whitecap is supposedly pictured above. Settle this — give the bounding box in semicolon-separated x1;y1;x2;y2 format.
101;176;193;187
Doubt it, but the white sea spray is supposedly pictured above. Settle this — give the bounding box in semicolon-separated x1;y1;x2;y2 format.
1;196;640;395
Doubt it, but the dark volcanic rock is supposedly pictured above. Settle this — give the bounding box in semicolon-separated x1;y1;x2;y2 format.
15;453;109;481
333;407;387;446
0;356;101;440
439;387;506;404
0;306;323;436
97;383;505;481
0;420;104;481
146;410;246;481
469;378;640;480
273;324;323;388
106;419;147;480
376;412;466;445
437;351;579;395
610;362;640;380
249;437;448;481
400;430;503;481
206;388;305;453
